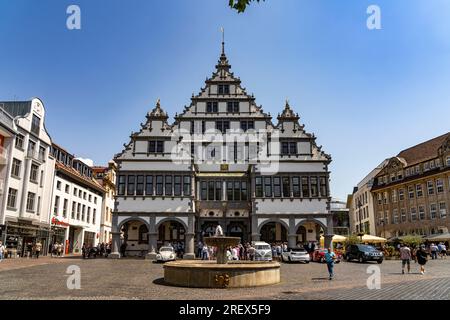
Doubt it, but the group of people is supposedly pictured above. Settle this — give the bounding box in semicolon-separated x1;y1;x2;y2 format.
196;241;260;261
50;242;64;257
428;242;447;259
82;242;112;259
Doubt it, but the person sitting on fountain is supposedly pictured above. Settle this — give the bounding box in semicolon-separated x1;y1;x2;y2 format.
214;224;224;237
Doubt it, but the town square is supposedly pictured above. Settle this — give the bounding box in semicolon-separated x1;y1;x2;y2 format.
0;0;450;305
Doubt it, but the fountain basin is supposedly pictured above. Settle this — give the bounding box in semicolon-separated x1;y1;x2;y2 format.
163;260;280;288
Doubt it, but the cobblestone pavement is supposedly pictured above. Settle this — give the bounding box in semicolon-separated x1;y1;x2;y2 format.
0;257;449;300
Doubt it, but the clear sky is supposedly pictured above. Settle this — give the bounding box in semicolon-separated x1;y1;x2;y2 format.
1;0;449;201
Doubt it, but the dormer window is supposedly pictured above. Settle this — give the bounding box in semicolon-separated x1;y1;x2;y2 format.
206;101;218;113
148;140;164;153
31;114;40;136
227;101;239;113
218;84;229;95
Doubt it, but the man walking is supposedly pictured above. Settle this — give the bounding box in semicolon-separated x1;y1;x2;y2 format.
430;243;438;260
399;243;411;274
324;247;336;280
34;241;42;259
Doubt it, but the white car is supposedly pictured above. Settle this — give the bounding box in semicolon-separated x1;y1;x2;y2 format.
253;241;272;261
281;248;310;263
156;246;176;262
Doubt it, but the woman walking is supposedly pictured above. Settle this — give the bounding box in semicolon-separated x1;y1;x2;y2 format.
416;244;428;275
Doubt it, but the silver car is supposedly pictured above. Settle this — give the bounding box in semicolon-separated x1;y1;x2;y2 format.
281;248;310;263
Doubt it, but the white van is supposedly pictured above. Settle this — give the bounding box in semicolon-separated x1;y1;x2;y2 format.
252;241;272;261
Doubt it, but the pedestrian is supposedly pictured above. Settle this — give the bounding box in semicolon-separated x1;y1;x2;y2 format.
201;244;209;260
324;247;336;280
416;244;428;275
57;243;62;257
34;241;42;259
430;243;438;260
440;243;447;259
0;241;5;262
197;241;203;258
231;246;238;260
399;243;411;274
120;242;127;258
248;244;255;261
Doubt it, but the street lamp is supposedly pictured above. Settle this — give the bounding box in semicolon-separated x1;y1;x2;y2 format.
357;199;363;233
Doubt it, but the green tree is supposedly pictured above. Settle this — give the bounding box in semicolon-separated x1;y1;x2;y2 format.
400;235;424;248
345;234;362;246
229;0;264;13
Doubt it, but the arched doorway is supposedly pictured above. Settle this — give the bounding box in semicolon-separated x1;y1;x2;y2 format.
295;220;327;248
260;222;287;244
296;226;307;246
119;219;149;257
227;222;247;243
157;220;186;248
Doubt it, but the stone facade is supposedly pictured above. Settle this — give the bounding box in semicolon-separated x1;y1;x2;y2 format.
371;133;450;238
111;42;332;259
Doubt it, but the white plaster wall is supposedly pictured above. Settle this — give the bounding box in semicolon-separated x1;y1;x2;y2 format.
116;197;191;213
256;199;328;214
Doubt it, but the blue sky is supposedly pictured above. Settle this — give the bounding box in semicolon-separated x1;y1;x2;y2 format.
1;0;449;200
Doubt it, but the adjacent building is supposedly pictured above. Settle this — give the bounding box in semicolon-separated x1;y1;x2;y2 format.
370;133;450;238
0;98;55;256
111;42;332;258
93;161;117;244
348;159;388;235
50;143;105;254
330;198;350;236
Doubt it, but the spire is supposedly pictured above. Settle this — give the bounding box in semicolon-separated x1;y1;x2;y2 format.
216;27;231;72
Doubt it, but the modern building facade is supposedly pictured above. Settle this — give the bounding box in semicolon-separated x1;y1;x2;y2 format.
0;98;55;256
371;133;450;238
50;144;105;254
111;42;332;258
348;159;388;235
93;161;117;244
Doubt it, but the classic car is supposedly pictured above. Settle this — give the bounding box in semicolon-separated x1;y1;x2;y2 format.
155;246;176;262
312;248;342;263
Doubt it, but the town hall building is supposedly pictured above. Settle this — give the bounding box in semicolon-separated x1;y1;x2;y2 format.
111;41;333;259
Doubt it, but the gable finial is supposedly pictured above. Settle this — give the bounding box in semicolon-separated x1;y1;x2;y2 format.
221;27;225;55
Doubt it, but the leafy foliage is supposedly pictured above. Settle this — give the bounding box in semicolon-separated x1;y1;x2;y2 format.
344;234;362;246
400;235;424;248
229;0;264;13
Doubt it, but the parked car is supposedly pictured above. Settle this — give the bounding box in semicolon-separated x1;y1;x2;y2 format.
281;248;310;263
344;244;383;264
156;246;176;262
312;249;342;263
252;241;272;261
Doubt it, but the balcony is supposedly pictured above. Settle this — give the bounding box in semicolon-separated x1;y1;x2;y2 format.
0;145;8;165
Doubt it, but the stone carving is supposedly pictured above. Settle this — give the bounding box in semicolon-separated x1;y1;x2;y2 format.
215;274;230;287
215;224;224;236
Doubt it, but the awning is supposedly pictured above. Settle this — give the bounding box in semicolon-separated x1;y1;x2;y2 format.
196;172;247;178
359;234;387;243
320;235;347;243
424;232;450;241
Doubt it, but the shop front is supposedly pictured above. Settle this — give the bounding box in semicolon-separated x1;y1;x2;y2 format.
4;220;50;257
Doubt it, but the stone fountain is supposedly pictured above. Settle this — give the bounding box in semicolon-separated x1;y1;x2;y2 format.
163;235;280;288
